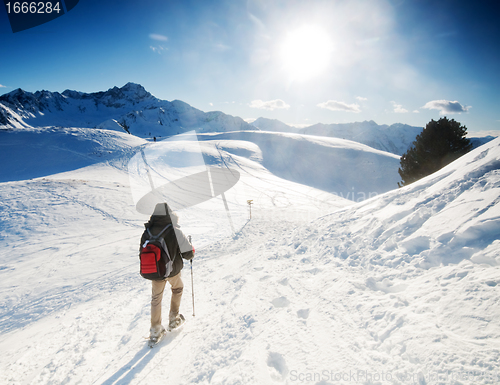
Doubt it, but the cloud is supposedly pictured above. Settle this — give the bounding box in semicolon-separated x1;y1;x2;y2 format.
391;101;408;113
355;96;368;101
423;100;469;114
249;99;290;111
317;100;361;113
213;43;231;52
248;13;266;30
150;46;167;54
0;84;6;88
149;33;168;41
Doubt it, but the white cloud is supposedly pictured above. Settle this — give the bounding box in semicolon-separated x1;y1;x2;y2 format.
248;13;266;30
249;99;290;111
423;100;469;114
213;43;231;52
150;46;167;54
355;96;368;101
149;33;168;41
317;100;361;113
391;101;408;113
0;84;6;88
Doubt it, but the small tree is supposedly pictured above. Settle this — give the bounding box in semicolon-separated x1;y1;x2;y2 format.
398;117;472;187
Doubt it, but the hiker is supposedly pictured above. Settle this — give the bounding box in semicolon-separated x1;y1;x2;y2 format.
140;202;194;339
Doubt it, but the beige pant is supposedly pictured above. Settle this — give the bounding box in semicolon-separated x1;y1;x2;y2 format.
151;272;183;329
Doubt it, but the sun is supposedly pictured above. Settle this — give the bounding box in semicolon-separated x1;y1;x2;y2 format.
280;25;333;82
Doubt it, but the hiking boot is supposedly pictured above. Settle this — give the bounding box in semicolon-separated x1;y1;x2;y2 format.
149;325;165;340
168;313;185;331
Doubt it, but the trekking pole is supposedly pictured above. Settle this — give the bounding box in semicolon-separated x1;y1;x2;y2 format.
188;235;195;317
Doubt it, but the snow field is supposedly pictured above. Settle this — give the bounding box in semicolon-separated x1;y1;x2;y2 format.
0;129;499;384
0;130;350;384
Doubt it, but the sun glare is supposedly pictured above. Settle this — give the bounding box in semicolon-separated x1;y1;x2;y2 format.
280;25;333;81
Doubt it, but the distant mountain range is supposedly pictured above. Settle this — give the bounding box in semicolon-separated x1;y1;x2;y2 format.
0;83;253;138
0;83;494;155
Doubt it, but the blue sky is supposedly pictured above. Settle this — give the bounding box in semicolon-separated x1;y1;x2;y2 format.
1;0;499;134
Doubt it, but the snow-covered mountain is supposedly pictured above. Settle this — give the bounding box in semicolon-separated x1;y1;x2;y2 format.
250;117;302;133
0;83;253;137
0;121;498;383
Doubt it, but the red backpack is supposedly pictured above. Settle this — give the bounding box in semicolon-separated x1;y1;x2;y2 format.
140;224;175;280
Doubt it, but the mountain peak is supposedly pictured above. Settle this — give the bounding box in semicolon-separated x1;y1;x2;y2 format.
121;82;146;92
90;83;155;107
0;88;42;110
118;82;154;101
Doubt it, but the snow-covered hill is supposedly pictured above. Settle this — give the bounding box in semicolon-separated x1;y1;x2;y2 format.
251;117;496;156
301;120;423;155
0;122;499;384
196;130;401;200
0;83;253;137
0;125;144;182
0;126;400;198
251;118;422;155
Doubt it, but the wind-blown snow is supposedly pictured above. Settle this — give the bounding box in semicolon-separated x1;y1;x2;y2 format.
0;125;499;384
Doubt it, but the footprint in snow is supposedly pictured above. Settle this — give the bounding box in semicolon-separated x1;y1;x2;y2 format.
297;308;310;319
271;296;290;308
365;277;407;293
267;352;288;381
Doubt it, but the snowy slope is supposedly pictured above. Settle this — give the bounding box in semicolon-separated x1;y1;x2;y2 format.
0;127;351;384
251;118;423;155
0;83;253;137
0;129;499;384
196;130;401;200
300;120;423;155
253;118;496;156
0;126;145;182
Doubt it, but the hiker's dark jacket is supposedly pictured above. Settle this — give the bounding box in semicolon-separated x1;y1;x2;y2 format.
140;211;194;278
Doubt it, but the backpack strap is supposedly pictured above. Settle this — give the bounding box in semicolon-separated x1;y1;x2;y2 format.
146;223;172;240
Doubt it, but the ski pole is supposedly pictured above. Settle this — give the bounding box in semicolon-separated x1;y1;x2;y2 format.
188;235;195;317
